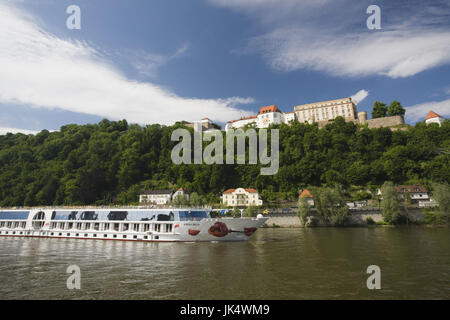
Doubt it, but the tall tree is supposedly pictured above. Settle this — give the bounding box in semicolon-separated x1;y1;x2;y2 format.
431;182;450;222
372;101;388;118
380;181;401;224
387;101;406;116
297;196;311;226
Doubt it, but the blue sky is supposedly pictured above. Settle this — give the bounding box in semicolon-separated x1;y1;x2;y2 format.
0;0;449;134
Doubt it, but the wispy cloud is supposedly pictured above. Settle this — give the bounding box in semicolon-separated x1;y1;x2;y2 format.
126;43;190;78
350;89;369;104
406;99;450;122
0;3;253;126
209;0;450;78
0;127;39;135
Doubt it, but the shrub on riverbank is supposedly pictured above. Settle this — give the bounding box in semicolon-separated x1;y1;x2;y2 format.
311;185;349;226
380;181;401;224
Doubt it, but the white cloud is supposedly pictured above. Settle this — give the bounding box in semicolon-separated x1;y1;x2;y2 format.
248;27;450;79
351;89;369;104
127;43;190;77
210;0;450;78
0;3;254;126
405;99;450;123
0;127;39;135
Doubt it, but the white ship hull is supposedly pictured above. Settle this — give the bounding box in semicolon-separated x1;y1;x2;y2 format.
0;209;267;242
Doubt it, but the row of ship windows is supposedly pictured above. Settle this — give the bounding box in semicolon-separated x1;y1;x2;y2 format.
0;221;173;233
0;230;158;240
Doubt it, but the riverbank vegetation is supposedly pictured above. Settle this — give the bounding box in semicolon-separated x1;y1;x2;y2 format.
0;117;448;208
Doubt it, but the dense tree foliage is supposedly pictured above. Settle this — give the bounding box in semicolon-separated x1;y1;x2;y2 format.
311;185;349;225
0;117;449;206
371;101;388;118
387;101;406;116
431;182;450;220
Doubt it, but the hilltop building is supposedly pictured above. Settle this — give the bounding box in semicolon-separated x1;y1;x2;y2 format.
224;98;405;131
294;97;358;124
222;188;263;207
179;118;219;132
425;110;444;126
225;105;295;131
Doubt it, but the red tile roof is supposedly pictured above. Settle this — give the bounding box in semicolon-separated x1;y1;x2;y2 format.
426;110;442;120
223;188;258;194
227;115;257;123
258;105;281;114
299;189;313;198
223;188;236;194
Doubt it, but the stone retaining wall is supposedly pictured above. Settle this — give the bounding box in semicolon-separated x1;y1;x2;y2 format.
263;208;424;227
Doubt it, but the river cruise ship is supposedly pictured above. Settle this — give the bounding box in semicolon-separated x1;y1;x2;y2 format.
0;208;267;242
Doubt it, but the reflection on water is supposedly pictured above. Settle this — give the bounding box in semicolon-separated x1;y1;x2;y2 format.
0;228;449;299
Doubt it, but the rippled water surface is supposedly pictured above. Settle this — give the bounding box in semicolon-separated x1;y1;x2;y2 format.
0;227;449;299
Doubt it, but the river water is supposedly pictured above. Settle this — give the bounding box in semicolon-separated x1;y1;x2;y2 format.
0;227;448;300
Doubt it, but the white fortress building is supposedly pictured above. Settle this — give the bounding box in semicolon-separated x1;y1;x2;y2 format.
223;97;405;131
225;105;295;131
294;97;357;124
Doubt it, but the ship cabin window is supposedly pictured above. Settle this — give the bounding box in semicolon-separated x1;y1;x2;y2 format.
58;233;62;236
104;223;110;231
123;235;127;239
84;233;88;237
7;222;12;228
155;224;161;233
144;236;148;240
85;223;91;230
76;223;82;230
68;223;73;229
94;223;99;231
133;235;137;239
113;234;117;238
133;224;139;232
166;224;173;233
143;224;150;232
75;233;79;237
21;222;26;228
67;233;70;236
123;224;129;231
93;234;97;237
14;222;20;228
0;222;4;227
103;234;107;238
114;223;119;231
